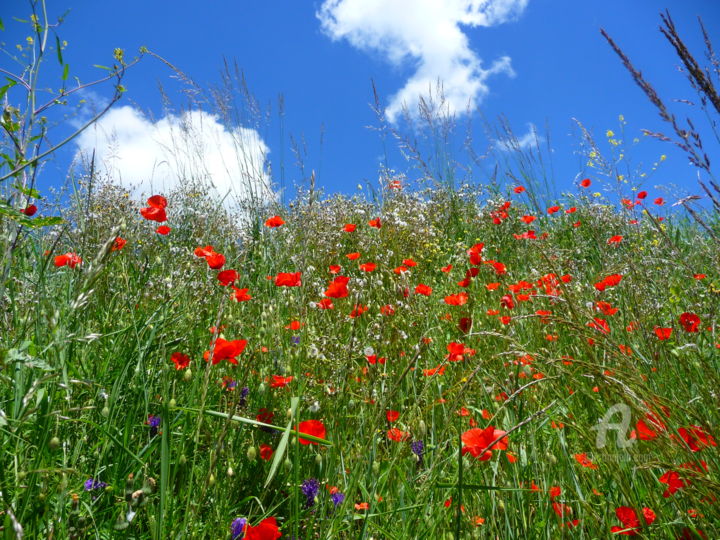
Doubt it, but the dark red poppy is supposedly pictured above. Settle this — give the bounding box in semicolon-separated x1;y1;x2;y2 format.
217;269;239;286
20;204;37;216
171;352;191;370
679;312;700;332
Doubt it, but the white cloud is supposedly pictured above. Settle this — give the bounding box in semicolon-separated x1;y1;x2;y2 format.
496;122;542;152
318;0;528;122
74;105;274;210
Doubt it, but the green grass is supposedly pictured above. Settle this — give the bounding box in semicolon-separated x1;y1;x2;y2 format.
1;178;719;539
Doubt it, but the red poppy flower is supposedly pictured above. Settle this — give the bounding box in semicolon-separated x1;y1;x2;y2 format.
217;269;239;286
325;276;350;298
343;223;356;232
270;375;294;388
244;516;281;540
594;273;623;291
366;354;386;365
654;197;665;205
415;283;432;296
156;225;171;235
461;426;508;460
444;292;468;306
467;243;484;265
140;205;167;223
513;186;525;193
380;304;395;316
637;191;648;199
231;287;252;302
204;337;247;365
194;245;215;258
316;298;334;309
386;410;399;422
275;272;302;287
654;327;672;340
349;304;368;318
679;312;700;332
607;235;623;245
259;444;273;461
610;506;656;536
441;264;453;273
676;425;716;452
147;195;167;209
205;252;226;270
580;178;591;188
329;265;341;274
387;427;410;442
422;364;446;376
170;352;191;370
54;252;82;269
285;320;302;330
659;470;686;497
368;217;382;228
112;237;127;251
547;205;560;214
393;265;408;274
264;215;285;228
20;204;38;216
256;408;274;424
403;258;417;267
521;215;536;224
298;419;326;445
574;453;598;469
359;262;376;272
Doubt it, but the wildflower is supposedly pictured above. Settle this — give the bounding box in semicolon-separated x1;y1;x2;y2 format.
654;327;672;340
298;419;326;445
574;453;598;470
654;197;665;205
679;312;700;332
275;272;302;287
84;478;108;491
359;262;376;272
349;304;368;318
387;427;410;442
156;225;171;235
301;478;320;508
513;186;525;193
343;223;356;232
637;191;648;199
171;352;191;370
324;276;350;298
415;283;432;296
218;269;239;286
607;235;623;245
259;444;273;461
330;491;345;507
231;518;247;539
386;410;399;422
54;252;82;268
265;215;285;227
140;195;167;222
20;204;38;216
231;287;252;302
270;375;294;388
146;415;161;437
461;426;508;460
444;292;468;306
411;440;424;458
203;337;248;365
547;205;560;214
368;217;382;228
580;178;591;188
243;517;281;540
112;237;127;251
610;506;656;535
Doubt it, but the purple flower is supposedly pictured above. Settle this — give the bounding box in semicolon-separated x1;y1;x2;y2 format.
330;491;345;507
84;478;107;491
411;440;424;458
291;336;301;345
301;478;320;508
147;415;161;437
231;517;247;539
239;386;249;406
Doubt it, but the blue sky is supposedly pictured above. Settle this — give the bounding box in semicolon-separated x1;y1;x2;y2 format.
3;0;720;209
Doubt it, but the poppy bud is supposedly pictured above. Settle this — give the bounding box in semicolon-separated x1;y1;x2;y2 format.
283;458;292;471
179;455;187;466
286;408;293;419
546;452;557;465
418;420;427;437
183;369;192;382
101;406;110;417
372;460;380;474
49;436;61;450
497;499;505;512
169;398;176;408
315;454;322;466
208;473;215;486
258;382;266;393
227;466;234;477
246;446;257;461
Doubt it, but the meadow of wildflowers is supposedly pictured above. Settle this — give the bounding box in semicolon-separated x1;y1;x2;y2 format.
2;4;720;540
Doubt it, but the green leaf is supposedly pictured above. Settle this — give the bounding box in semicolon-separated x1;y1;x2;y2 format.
0;79;16;101
265;396;299;488
62;63;69;81
30;216;64;228
12;184;41;198
55;35;63;65
93;64;112;71
0;17;4;31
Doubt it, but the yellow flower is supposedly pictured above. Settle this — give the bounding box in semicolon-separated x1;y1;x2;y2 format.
606;129;615;138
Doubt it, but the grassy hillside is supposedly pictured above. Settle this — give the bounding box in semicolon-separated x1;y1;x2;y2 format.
1;172;718;539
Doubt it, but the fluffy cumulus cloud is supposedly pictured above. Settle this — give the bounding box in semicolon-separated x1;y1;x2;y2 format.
318;0;528;122
74;105;274;209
